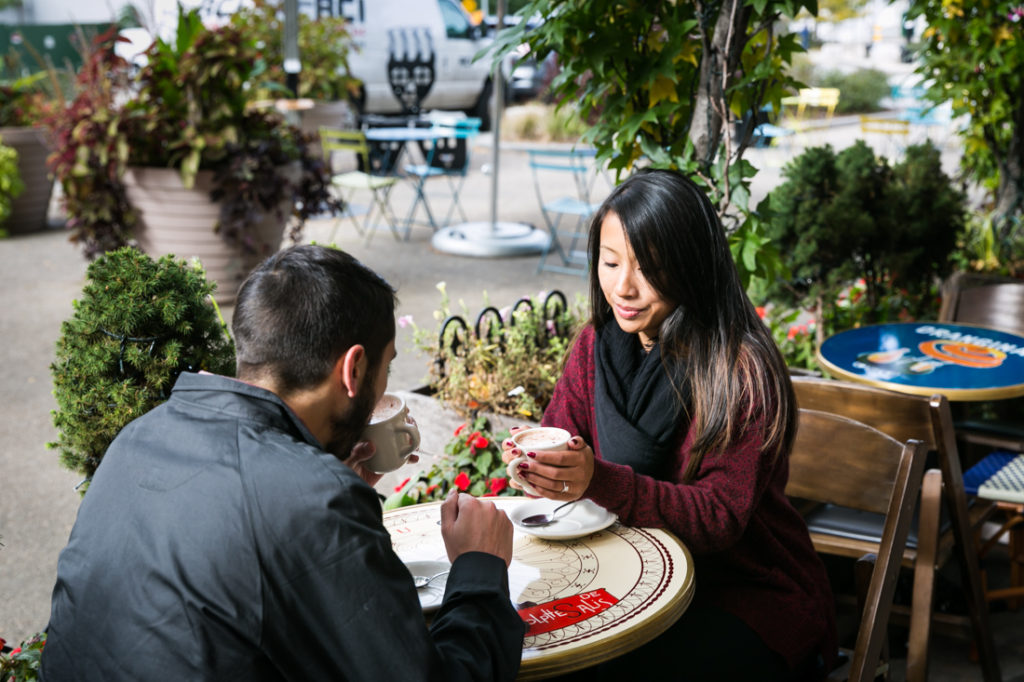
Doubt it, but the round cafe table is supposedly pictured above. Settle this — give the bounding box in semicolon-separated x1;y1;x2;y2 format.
817;322;1024;401
383;498;695;680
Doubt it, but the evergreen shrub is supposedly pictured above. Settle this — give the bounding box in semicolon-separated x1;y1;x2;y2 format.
762;140;965;333
49;248;235;486
817;68;891;114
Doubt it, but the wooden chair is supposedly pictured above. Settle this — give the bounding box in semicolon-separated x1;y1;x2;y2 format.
787;408;929;681
939;271;1024;338
319;127;400;243
939;271;1024;454
792;375;1001;682
940;271;1024;609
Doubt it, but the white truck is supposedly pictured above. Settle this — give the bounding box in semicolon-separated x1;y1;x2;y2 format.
160;0;497;127
328;0;495;127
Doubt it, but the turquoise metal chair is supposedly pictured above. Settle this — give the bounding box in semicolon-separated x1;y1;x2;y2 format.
403;117;482;235
528;147;603;276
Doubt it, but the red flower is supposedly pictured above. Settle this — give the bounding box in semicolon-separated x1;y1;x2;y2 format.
466;431;481;445
755;306;766;319
454;423;466;436
787;325;799;340
474;436;489;449
426;483;439;495
454;472;471;491
393;477;410;493
11;647;21;656
467;400;480;409
488;477;508;495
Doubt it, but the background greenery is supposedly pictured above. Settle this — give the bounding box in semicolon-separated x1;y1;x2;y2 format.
760;139;967;369
908;0;1024;260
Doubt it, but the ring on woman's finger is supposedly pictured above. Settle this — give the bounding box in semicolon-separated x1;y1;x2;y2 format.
562;481;569;494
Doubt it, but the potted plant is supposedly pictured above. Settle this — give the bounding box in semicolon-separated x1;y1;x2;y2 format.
231;0;361;135
408;284;586;420
49;247;235;489
0;59;59;234
44;9;340;302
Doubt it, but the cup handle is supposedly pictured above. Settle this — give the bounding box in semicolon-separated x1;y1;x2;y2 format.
395;421;421;458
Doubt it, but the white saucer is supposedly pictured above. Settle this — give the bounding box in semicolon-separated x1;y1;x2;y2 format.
404;560;450;613
509;498;617;540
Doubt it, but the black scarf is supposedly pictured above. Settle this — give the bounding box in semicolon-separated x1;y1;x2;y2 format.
593;323;685;479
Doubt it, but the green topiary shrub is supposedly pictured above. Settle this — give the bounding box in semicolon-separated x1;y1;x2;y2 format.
49;247;236;487
818;68;890;114
0;138;23;236
762;139;965;340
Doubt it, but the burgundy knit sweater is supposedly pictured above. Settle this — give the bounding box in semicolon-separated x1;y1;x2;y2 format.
542;325;837;673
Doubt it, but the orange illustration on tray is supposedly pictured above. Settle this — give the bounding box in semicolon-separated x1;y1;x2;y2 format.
857;341;1006;377
918;340;1006;368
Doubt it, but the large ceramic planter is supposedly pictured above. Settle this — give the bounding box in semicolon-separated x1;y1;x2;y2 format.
0;126;54;234
123;166;289;305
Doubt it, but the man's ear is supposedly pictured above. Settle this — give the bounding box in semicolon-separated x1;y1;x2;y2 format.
339;345;368;398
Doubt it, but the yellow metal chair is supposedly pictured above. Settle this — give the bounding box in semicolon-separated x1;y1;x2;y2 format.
776;88;842;150
859;116;910;158
319;127;400;243
793;87;841;119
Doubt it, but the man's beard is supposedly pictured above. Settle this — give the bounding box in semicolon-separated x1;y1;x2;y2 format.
325;374;378;459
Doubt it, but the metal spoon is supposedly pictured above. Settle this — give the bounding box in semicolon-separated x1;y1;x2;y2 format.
519;500;576;527
413;570;450;589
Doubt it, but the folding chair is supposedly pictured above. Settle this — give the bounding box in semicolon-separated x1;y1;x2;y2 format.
792;375;1001;682
319;126;400;243
793;87;841;120
778;87;841;148
403;117;482;234
528;148;603;275
787;408;929;681
859;115;910;159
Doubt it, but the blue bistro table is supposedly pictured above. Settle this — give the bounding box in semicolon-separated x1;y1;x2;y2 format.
818;322;1024;401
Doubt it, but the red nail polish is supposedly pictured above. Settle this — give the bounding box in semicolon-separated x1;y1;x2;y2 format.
504;439;514;448
511;448;522;456
526;452;537;458
518;462;528;470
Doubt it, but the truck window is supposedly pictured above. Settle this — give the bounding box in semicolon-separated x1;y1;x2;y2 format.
439;0;472;39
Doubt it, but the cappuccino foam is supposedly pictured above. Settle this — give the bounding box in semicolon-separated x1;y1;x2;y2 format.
514;428;567;449
370;395;403;423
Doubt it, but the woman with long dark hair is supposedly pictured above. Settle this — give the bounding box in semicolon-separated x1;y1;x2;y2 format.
504;169;836;680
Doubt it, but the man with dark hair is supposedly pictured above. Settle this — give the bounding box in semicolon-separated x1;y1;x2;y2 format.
42;245;525;681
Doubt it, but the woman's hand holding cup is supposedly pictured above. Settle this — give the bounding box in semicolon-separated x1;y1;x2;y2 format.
502;426;594;500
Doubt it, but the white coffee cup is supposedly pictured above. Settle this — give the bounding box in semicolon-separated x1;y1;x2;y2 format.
507;426;571;496
362;393;421;474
